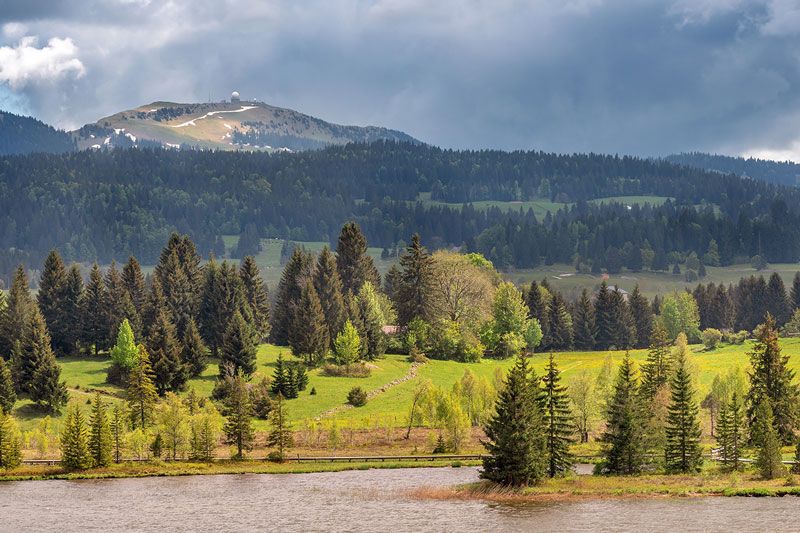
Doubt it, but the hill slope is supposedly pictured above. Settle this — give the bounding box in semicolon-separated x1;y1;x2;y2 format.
665;152;800;187
74;100;418;151
0;111;76;155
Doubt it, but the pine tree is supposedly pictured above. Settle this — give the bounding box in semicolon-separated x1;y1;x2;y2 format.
664;338;702;473
601;353;647;474
336;222;380;295
526;280;550;343
181;318;208;377
0;410;22;469
289;281;329;366
127;344;158;429
791;272;800;312
88;392;113;467
395;234;435;326
752;399;784;480
158;249;195;337
147;308;187;395
746;313;798;444
239;256;271;341
572;288;595;350
0;266;33;361
104;261;139;349
546;292;573;350
270;247;314;345
266;393;293;461
81;263;108;356
593;281;614;350
715;392;744;471
37;250;69;355
271;354;289;397
141;277;166;340
766;272;791;327
223;375;255;460
220;310;258;378
640;321;672;400
610;286;636;349
110;404;127;463
61;265;84;355
122;255;147;318
481;354;546;486
314;246;346;347
27;308;68;413
199;259;251;355
0;358;16;414
628;285;652;348
60;403;91;470
542;353;574;477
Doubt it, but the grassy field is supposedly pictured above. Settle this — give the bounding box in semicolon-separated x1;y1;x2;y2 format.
505;263;800;299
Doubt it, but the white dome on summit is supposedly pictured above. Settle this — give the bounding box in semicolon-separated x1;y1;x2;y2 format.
231;91;241;102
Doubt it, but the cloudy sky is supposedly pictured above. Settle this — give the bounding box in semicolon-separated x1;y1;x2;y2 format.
1;0;800;159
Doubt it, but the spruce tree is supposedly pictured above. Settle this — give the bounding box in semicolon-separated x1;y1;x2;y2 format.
0;358;16;414
61;265;84;355
37;250;69;355
27;308;68;413
791;272;800;312
546;292;573;350
0;266;33;361
314;246;346;346
220;310;258;378
542;353;574;477
664;337;702;473
158;249;195;337
147;308;187;395
223;375;255;460
270;247;314;345
88;392;113;467
181;318;208;377
60;403;91;470
122;255;147;317
746;313;798;444
141;276;166;340
199;260;251;355
271;354;288;397
240;255;271;341
609;286;636;349
127;344;158;429
289;281;329;366
572;288;595;350
266;393;293;461
336;221;380;295
0;410;22;469
593;281;614;350
628;285;652;348
715;392;744;471
640;321;672;400
601;353;647;474
766;272;791;327
481;354;546;486
81;263;108;355
110;404;126;463
395;234;435;326
104;261;139;348
526;280;550;344
752;399;784;479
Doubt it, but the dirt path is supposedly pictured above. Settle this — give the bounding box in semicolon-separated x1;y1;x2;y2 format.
315;360;426;420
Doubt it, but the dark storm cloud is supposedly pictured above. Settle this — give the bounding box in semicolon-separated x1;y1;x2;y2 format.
2;0;800;159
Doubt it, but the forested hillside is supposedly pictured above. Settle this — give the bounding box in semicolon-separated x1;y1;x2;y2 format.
0;111;75;156
666;152;800;187
1;142;800;279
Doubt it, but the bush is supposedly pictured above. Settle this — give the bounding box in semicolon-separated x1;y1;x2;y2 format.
347;386;368;407
702;328;723;350
723;330;749;344
427;320;484;362
321;363;371;378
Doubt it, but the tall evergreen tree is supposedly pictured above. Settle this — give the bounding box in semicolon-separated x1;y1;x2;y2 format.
289;281;329;366
223;375;255;460
60;403;91;470
336;222;380;295
601;353;647;474
147;308;187;395
26;308;68;413
791;272;800;312
141;276;166;340
81;263;108;356
609;286;636;349
314;246;346;346
0;358;16;414
572;288;596;350
61;265;84;355
181;318;208;377
220;310;258;378
127;344;158;429
104;261;139;348
640;321;672;400
715;392;744;471
270;247;314;345
481;354;546;486
594;281;615;350
766;272;791;327
542;353;574;477
239;256;271;341
266;393;293;461
158;249;195;337
526;280;550;344
628;285;652;348
395;234;435;326
0;266;33;360
546;292;573;350
37;250;69;355
746;313;798;444
752;399;784;480
664;336;702;473
110;404;126;463
88;392;112;467
122;256;147;317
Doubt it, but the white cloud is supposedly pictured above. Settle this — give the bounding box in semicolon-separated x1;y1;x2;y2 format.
0;35;85;89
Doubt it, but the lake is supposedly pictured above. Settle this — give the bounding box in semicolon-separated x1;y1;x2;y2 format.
0;467;798;532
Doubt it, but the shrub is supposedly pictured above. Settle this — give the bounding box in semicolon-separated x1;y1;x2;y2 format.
702;328;723;350
347;386;368;407
428;320;484;362
321;363;371;378
723;330;749;344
